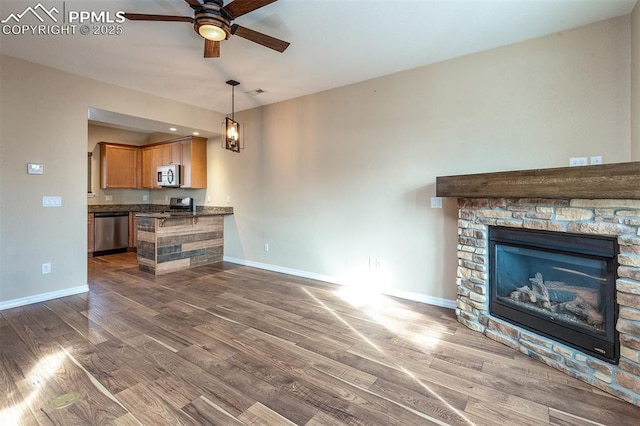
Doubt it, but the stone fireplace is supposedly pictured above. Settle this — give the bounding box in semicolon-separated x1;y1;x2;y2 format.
437;163;640;406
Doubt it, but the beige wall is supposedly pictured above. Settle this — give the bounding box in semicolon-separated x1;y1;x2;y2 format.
0;15;633;306
0;56;224;303
210;16;631;303
632;2;640;160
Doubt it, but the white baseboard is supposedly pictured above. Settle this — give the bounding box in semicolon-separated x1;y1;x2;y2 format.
0;285;89;311
223;256;456;310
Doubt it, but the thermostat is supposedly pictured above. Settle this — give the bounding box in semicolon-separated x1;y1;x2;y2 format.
27;163;44;175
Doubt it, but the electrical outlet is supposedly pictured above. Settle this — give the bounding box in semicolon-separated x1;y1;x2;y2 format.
590;156;603;165
42;263;51;274
105;195;113;202
143;194;148;201
226;195;231;204
264;243;269;252
569;157;588;167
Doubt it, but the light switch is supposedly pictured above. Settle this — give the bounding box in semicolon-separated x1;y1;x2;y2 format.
431;197;443;209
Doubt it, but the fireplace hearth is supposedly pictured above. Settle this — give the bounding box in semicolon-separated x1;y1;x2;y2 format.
489;226;618;363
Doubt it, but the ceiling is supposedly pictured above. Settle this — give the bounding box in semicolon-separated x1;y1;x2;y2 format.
1;0;637;119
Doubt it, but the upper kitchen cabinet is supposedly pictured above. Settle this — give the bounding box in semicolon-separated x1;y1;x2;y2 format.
99;142;141;189
141;146;157;189
141;136;206;189
181;136;207;188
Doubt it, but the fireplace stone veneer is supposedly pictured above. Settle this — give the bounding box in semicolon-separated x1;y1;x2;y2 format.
455;198;640;405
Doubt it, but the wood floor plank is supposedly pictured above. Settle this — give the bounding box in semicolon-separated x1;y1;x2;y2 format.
2;252;639;425
115;382;198;425
182;395;245;425
464;396;550;425
238;401;298;425
203;357;318;425
43;298;110;345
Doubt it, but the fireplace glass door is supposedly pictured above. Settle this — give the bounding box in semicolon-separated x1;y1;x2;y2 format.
489;226;618;363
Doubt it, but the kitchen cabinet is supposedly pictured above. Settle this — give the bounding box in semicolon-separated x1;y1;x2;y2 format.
180;136;207;188
141;147;156;188
88;213;94;257
98;137;205;190
141;141;182;188
99;142;141;189
162;143;182;166
141;136;206;189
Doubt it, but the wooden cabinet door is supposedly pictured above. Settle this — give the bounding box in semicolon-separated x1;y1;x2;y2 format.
142;146;157;188
159;142;182;165
160;144;173;165
181;137;207;188
100;143;141;189
171;142;182;165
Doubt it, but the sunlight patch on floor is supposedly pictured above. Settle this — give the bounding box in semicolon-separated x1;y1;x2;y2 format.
301;287;384;354
400;366;478;426
333;266;443;351
0;350;66;424
335;266;391;309
301;287;475;425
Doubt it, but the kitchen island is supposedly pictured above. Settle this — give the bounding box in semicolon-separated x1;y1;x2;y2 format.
136;207;233;275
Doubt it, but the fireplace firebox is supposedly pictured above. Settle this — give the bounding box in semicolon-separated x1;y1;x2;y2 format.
489;226;619;363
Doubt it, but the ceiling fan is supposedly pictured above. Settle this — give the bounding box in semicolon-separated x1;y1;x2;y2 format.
124;0;290;58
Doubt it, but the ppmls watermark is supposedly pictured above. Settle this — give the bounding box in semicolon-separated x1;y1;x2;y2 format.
1;2;125;36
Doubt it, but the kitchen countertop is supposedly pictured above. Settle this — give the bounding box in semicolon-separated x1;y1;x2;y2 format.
135;211;230;218
88;204;233;215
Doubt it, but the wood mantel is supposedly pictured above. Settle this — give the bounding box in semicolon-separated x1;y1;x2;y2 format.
436;161;640;199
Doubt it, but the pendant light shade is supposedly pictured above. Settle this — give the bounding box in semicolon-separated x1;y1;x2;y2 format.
224;80;242;152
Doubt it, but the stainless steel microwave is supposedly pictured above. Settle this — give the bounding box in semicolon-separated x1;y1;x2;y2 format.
157;164;181;187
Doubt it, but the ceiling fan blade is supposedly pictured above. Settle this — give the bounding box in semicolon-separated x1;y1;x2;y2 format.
124;13;194;23
224;0;277;19
231;24;289;52
184;0;203;7
204;39;220;58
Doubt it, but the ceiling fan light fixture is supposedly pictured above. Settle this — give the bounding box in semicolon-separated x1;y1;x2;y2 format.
198;23;227;41
194;2;230;42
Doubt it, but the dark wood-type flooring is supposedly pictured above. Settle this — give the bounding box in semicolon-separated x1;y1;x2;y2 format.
2;253;640;425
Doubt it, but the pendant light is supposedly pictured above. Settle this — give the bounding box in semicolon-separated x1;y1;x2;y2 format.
224;79;241;153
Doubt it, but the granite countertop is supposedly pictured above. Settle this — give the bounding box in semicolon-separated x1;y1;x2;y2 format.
136;211;230;219
88;204;233;215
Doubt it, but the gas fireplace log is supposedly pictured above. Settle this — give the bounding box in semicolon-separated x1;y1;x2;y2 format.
552;296;604;326
510;286;537;303
529;273;551;309
544;282;599;308
509;285;550;308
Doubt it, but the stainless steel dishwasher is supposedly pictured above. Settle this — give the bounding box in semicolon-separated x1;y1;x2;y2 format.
94;211;129;256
